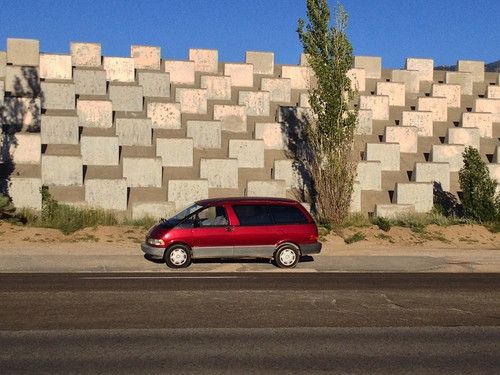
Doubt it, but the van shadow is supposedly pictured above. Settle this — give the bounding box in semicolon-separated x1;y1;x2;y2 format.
143;254;315;265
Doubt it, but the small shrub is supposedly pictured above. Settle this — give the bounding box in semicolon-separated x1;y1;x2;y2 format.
0;194;15;219
372;216;391;232
343;213;371;228
344;232;365;244
374;233;394;243
124;217;158;230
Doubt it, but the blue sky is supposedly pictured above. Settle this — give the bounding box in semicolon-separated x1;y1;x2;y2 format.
0;0;498;68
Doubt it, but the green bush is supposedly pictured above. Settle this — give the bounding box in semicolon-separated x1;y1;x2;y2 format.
124;217;158;229
372;216;391;232
0;194;15;219
459;147;499;222
344;232;365;244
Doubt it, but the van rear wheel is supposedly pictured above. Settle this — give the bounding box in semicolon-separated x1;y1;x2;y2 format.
274;244;300;269
164;244;191;269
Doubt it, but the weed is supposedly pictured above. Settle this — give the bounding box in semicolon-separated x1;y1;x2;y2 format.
374;233;394;243
124;217;157;230
372;216;391;232
344;232;366;244
343;213;371;228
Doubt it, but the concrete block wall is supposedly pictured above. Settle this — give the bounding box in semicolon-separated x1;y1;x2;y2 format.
0;37;498;220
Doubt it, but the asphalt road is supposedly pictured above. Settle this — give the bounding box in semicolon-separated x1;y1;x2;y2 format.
1;273;499;374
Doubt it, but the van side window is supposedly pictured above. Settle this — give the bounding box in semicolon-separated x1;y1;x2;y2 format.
232;205;273;226
196;206;228;227
269;205;308;224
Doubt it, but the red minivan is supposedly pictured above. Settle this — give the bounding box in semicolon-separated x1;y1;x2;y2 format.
141;197;321;268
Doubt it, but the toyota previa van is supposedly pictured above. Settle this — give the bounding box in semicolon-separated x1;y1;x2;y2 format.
141;197;321;268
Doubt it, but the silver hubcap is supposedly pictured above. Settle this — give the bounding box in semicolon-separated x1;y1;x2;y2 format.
170;248;188;266
279;248;297;266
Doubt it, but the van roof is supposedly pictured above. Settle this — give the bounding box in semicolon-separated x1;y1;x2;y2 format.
195;197;299;206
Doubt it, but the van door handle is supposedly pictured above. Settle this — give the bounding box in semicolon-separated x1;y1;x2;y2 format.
225;226;233;232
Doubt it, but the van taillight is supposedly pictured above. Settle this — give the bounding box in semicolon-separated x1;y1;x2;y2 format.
308;233;318;241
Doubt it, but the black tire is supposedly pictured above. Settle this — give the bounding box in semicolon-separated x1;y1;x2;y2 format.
164;244;192;269
273;244;300;269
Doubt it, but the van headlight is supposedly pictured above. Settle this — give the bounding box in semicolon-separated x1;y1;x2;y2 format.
147;238;165;246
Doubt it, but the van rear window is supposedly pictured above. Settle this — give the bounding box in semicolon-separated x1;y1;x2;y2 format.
232;205;274;226
268;205;308;224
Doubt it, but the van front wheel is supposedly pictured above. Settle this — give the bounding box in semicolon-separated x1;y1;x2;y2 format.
274;244;300;269
164;244;191;269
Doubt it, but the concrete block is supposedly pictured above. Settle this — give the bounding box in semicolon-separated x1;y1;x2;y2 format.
401;110;433;136
39;54;72;80
376;82;405;106
359;95;389;120
71;42;101;67
414;162;450;192
186;121;221;149
1;97;41;130
432;84;461;108
131;45;160;70
175;88;207;114
213;105;247;132
487;164;500;183
137;71;170;98
417;97;447;122
354;56;381;79
247;180;286;198
168;180;209;209
299;93;311;108
281;66;314;89
445;72;473;95
238;91;270;116
5;66;40;96
0;51;6;78
163;60;195;85
245;51;274;75
9;178;42;210
200;158;238;188
495;146;500;163
474;98;500;122
41;155;83;186
347;68;366;92
261;78;291;102
156;138;193;167
487;85;500;99
356;161;381;190
229;139;265;168
391;70;420;94
200;75;231;100
108;84;143;112
350;181;361;213
103;57;135;82
356;109;372;135
299;53;310;66
41;114;79;145
7;38;39;66
189;49;218;73
273;159;302;189
73;69;107;96
11;133;41;164
384;126;418;153
395;182;433;213
461;112;492;138
85;179;127;211
80;136;119;165
447;127;480;149
122;157;162;187
405;58;434;81
146;102;181;129
0;80;4;102
131;201;177;220
458;60;484;82
77;99;113;128
115;117;152;146
365;143;400;171
40;81;75;110
431;144;466;172
255;122;285;150
375;204;415;219
224;63;253;87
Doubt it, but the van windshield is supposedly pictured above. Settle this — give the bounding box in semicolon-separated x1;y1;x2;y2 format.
164;203;203;224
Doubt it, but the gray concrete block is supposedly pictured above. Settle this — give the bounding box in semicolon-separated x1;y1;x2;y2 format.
405;58;434;81
115;117;152;146
281;65;314;89
167;180;209;209
11;133;41;164
131;45;161;70
186;121;221;149
414;162;450;192
354;56;381;79
359;95;389;120
462;112;492;138
395;182;433;213
299;93;311;108
261;78;291;102
200;75;231;100
200;158;239;188
401;110;433;137
41;114;79;145
146;102;181;129
213;105;247;132
273;159;302;189
246;51;274;75
131;201;176;220
487;164;500;183
42;155;83;186
445;72;473;96
73;69;107;96
376;82;405;106
355;109;372;135
137;71;170;98
81;135;119;165
175;88;207;114
77;99;113;128
85;178;127;211
5;66;40;96
71;42;101;67
122;157;163;187
0;51;6;78
350;181;361;213
384;126;418;153
224;63;253;87
1;97;41;130
474;98;500;122
9;177;42;210
494;146;500;163
447;127;480;149
103;57;135;82
458;60;484;82
164;60;195;85
40;81;75;110
417;97;447;122
156;138;193;167
229;139;265;168
254;122;285;150
0;80;4;103
238;91;270;116
7;38;39;66
347;68;366;92
189;49;218;73
356;161;381;190
109;84;143;112
432;84;461;108
431;144;465;172
375;204;415;219
246;180;286;198
365;143;400;171
39;54;72;80
391;69;420;93
487;85;500;99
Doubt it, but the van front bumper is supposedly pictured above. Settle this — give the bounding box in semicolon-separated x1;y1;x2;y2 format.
300;242;322;255
141;242;165;259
